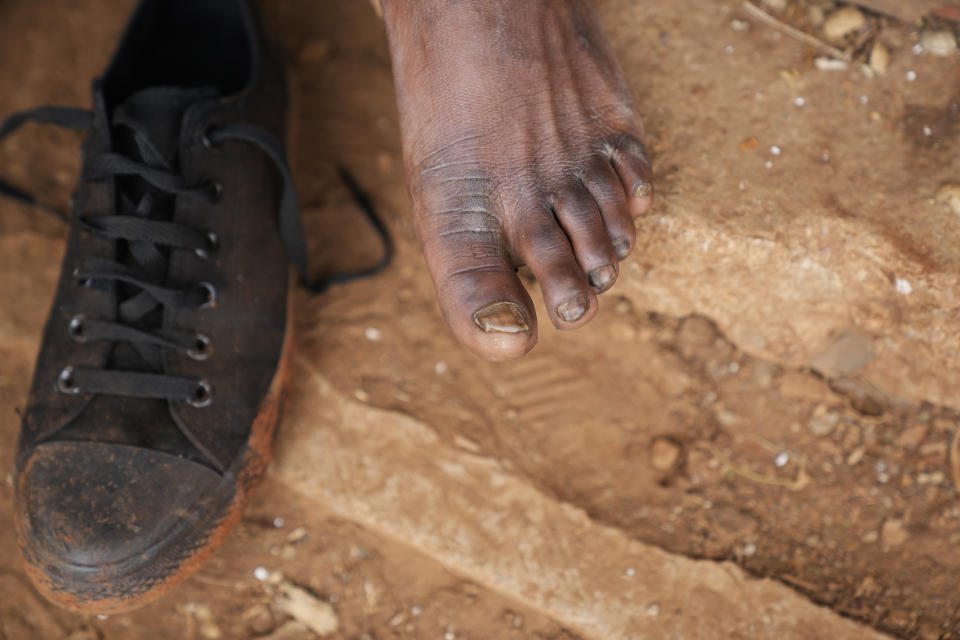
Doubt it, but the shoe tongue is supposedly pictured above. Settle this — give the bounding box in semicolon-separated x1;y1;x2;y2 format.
114;86;219;164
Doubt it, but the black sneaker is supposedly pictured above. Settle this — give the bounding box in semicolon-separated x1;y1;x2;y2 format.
0;0;386;613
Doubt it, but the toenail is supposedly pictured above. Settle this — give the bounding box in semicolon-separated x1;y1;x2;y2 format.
613;238;631;259
473;302;531;335
557;293;590;323
633;181;653;199
588;265;617;292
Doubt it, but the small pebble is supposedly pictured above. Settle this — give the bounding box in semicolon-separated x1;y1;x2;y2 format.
905;70;917;82
434;361;448;375
923;126;932;137
774;452;789;467
411;605;423;616
253;566;270;581
743;542;757;556
724;45;734;55
273;517;285;528
869;42;889;75
764;161;773;169
859;95;869;105
364;327;382;342
770;145;782;156
793;97;805;107
935;184;960;215
895;278;913;295
823;6;865;43
815;57;848;71
912;43;924;55
920;31;958;57
444;632;456;640
625;567;636;577
646;602;661;617
731;19;750;31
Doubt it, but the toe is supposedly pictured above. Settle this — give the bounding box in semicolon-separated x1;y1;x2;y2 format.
514;207;598;329
581;156;637;260
609;133;654;218
415;193;538;361
552;187;619;293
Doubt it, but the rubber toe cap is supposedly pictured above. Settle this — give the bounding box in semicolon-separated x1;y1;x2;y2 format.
17;441;223;568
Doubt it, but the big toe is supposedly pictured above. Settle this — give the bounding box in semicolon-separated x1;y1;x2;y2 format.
415;190;538;361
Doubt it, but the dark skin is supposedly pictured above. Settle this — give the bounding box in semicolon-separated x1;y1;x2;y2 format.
382;0;653;361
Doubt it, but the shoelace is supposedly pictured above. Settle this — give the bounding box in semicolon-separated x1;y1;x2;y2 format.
0;104;392;407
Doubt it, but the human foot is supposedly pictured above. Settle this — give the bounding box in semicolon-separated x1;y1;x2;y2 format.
382;0;653;360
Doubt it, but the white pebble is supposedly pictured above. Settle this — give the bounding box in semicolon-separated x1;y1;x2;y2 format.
364;327;382;341
724;45;735;55
646;603;661;617
253;566;270;581
764;160;773;169
770;145;782;156
273;516;285;528
821;153;830;162
743;542;758;556
444;632;456;640
97;615;109;621
793;97;806;107
905;70;917;82
625;567;636;577
859;94;869;105
731;19;750;31
912;43;924;55
774;452;789;467
895;278;913;295
923;126;932;137
411;605;423;616
434;361;448;375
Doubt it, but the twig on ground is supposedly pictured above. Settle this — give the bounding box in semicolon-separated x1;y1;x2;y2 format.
710;445;812;491
741;1;852;61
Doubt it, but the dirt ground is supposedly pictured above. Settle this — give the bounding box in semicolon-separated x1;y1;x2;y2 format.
1;0;959;639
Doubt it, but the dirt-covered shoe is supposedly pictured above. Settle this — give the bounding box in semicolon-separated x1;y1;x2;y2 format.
0;0;312;613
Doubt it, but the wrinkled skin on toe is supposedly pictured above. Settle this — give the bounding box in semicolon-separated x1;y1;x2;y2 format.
383;0;653;361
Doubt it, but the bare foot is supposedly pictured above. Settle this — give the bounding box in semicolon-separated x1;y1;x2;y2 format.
383;0;653;360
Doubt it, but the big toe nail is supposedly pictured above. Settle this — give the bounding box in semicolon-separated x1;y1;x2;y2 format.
473;301;531;334
588;265;617;292
557;293;590;323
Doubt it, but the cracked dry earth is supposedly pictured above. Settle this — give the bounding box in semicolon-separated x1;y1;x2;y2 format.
1;0;959;639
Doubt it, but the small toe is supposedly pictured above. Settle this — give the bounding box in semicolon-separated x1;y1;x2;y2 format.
581;156;637;260
514;207;598;329
609;133;654;218
416;198;538;361
553;187;619;293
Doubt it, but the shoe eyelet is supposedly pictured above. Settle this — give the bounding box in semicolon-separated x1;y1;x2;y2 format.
195;231;220;259
200;129;218;150
72;267;92;288
205;180;224;204
57;366;81;395
188;379;213;408
198;281;218;309
68;315;88;342
187;334;213;361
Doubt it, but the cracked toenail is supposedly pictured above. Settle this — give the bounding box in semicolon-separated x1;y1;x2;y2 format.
473;302;530;334
633;181;653;199
613;238;631;259
588;265;617;292
557;293;590;323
